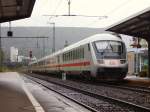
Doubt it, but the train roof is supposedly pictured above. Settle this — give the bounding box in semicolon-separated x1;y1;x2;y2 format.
30;33;123;64
62;33;122;51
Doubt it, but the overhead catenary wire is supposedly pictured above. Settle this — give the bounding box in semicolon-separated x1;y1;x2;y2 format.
86;0;132;27
44;0;107;20
105;0;132;15
44;0;132;27
49;0;63;20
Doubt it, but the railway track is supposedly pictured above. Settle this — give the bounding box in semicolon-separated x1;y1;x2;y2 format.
97;82;150;94
24;73;150;112
66;77;150;94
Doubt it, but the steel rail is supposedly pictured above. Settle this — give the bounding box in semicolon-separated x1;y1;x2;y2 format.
26;74;150;112
25;75;99;112
96;82;150;94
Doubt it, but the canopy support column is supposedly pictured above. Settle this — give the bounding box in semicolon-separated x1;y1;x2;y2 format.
148;36;150;77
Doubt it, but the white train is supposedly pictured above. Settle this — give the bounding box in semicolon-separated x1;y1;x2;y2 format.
29;33;128;80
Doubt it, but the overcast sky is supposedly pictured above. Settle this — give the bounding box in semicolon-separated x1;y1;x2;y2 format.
2;0;150;28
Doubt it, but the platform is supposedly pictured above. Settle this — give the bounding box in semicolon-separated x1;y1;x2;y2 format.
0;72;37;112
23;74;91;112
125;75;150;87
0;72;91;112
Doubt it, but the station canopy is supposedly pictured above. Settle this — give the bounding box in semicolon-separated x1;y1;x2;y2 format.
0;0;36;23
107;7;150;40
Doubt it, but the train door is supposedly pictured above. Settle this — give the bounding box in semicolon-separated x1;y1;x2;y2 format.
89;42;97;77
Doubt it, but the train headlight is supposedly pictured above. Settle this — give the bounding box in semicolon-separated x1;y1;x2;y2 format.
120;59;126;64
97;60;104;64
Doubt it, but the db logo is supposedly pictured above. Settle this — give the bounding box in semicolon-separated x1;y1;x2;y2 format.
110;60;116;65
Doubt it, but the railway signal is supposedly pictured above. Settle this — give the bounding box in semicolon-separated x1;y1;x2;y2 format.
29;51;32;58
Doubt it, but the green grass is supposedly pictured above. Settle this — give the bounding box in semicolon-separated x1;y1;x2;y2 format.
0;67;13;72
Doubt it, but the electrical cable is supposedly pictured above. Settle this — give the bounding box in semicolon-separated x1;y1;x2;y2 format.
49;0;63;20
105;0;132;15
86;0;132;27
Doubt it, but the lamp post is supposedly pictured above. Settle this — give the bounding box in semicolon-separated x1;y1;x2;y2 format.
0;23;2;71
49;23;55;53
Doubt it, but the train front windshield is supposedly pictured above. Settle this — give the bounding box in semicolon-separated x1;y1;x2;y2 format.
94;40;126;59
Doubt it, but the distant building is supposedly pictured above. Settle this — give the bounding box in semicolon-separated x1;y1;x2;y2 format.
10;47;18;62
18;56;37;65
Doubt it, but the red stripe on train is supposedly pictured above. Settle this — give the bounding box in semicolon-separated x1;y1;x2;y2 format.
45;61;90;68
61;61;90;67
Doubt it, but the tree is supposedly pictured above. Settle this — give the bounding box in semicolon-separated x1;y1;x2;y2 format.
0;49;4;71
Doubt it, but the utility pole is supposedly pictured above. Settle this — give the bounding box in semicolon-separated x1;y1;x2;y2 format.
43;38;45;57
0;23;2;71
43;0;107;19
50;23;55;53
67;0;71;16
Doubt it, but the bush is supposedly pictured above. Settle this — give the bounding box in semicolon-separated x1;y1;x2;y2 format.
0;66;11;72
139;65;148;77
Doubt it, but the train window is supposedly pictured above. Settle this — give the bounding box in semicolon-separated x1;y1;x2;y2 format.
80;48;82;58
62;48;85;61
57;56;60;63
82;48;84;58
71;52;72;60
70;51;72;60
63;54;65;61
66;53;67;61
64;54;65;61
68;52;70;61
76;49;78;59
73;50;75;60
95;41;122;53
65;53;67;61
71;51;72;60
69;52;71;61
67;52;69;61
81;48;84;59
80;48;82;59
63;53;66;62
72;51;74;60
64;53;66;61
67;53;69;61
78;49;80;59
70;51;71;60
88;44;90;51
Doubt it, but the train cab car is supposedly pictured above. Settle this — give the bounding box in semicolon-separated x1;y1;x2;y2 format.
29;33;128;80
91;35;128;79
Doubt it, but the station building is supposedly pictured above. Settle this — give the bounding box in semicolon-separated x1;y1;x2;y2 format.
127;39;148;77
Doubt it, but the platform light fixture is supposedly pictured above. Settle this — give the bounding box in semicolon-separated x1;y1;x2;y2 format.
7;22;13;37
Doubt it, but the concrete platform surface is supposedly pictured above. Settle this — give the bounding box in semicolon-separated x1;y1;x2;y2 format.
23;75;91;112
0;72;37;112
125;75;150;87
0;72;91;112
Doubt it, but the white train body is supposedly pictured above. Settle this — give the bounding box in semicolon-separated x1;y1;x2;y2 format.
29;33;128;80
